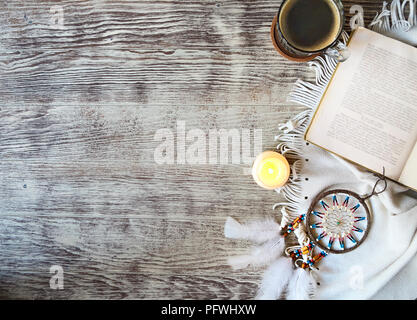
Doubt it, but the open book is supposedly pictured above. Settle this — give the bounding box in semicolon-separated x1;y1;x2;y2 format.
305;27;417;191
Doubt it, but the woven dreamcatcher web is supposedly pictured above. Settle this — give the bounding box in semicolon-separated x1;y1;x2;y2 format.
306;189;371;254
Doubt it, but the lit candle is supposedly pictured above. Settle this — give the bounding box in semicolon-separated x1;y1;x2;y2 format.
252;151;290;189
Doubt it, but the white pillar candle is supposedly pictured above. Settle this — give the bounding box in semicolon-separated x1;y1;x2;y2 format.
252;151;290;190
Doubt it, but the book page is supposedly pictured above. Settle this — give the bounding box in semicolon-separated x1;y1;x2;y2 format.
306;27;417;181
399;142;417;190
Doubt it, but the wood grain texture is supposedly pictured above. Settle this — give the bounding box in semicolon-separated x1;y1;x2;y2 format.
0;0;385;299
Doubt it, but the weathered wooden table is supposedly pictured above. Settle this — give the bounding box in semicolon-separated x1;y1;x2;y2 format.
0;0;382;299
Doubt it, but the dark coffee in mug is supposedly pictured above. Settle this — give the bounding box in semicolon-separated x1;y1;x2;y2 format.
279;0;342;52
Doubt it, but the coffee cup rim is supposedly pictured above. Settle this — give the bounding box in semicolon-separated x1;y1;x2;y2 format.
277;0;345;54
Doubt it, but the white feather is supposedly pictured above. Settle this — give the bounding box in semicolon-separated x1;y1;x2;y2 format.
227;236;285;270
256;257;294;300
224;217;281;243
286;268;317;300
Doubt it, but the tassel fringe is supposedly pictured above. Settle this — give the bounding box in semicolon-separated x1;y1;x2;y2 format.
369;0;416;33
272;34;348;231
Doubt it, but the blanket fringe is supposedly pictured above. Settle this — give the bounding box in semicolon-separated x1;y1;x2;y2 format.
273;31;348;231
369;0;416;33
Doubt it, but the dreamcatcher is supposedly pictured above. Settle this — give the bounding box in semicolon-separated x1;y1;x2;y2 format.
306;189;371;254
225;170;387;299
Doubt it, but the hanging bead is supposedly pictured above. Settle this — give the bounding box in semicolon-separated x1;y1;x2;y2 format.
332;195;339;206
351;204;360;213
343;196;350;207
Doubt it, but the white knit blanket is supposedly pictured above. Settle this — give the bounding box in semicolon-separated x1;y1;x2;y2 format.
225;0;417;300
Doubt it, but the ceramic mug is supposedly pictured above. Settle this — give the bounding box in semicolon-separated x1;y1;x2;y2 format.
275;0;349;62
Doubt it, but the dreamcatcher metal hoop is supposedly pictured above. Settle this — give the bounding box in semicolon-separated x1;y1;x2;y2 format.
306;189;372;254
